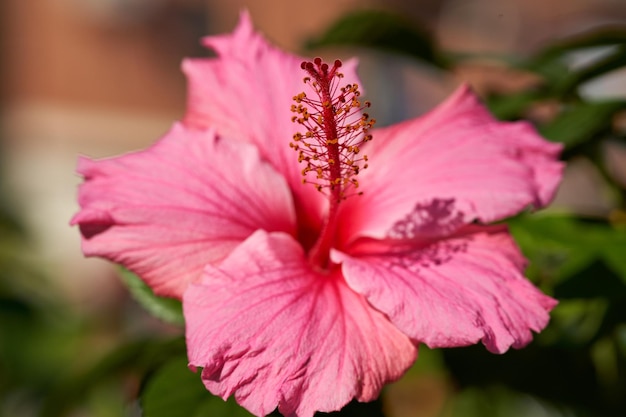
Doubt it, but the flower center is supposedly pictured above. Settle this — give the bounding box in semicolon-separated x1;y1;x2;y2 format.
291;58;375;270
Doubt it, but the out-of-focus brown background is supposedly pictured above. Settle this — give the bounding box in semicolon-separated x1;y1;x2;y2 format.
1;0;626;311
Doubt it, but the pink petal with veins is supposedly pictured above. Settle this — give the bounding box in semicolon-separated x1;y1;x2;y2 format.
338;85;564;244
71;123;295;298
333;224;556;353
71;12;565;416
184;230;416;417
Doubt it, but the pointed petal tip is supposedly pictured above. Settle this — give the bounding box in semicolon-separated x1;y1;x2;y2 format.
200;8;255;51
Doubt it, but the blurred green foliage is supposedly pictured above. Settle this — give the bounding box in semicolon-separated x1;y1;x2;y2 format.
141;356;253;417
2;7;626;417
119;269;184;327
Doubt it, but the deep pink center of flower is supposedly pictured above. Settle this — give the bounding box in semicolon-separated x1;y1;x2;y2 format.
291;58;375;270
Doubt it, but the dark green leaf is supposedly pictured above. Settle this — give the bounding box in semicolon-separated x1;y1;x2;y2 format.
120;269;184;326
448;386;566;417
554;46;626;96
544;299;610;347
508;215;626;287
316;398;385;416
141;357;208;417
539;100;626;148
141;356;253;417
41;337;185;417
524;26;626;88
306;10;445;68
534;26;626;63
486;90;543;120
508;216;595;285
510;27;626;100
522;56;571;88
554;260;626;300
443;343;599;412
604;243;626;283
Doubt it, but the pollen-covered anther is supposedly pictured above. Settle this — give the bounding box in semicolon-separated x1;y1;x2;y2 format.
290;57;375;201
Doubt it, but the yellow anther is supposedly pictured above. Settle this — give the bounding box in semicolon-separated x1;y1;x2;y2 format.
291;58;375;200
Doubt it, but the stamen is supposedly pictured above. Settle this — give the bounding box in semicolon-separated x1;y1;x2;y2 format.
290;58;375;270
290;58;375;203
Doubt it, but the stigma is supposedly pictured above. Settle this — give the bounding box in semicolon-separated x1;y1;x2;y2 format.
290;58;375;202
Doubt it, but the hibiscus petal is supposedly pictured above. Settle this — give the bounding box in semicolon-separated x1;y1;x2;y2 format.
338;85;564;243
181;11;362;228
184;230;416;417
332;225;557;353
71;123;295;298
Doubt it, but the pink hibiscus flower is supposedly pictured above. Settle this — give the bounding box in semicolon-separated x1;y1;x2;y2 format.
72;11;563;417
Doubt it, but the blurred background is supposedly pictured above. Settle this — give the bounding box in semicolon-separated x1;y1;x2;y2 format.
1;1;626;416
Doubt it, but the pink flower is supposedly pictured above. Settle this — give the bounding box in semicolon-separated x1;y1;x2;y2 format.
72;12;563;417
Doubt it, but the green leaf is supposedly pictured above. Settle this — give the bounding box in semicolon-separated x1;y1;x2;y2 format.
119;269;184;326
522;56;571;88
507;27;626;100
306;10;445;68
525;26;626;88
509;216;594;285
539;100;626;148
486;90;543;120
141;356;253;417
554;260;626;300
41;337;186;417
554;46;626;96
543;299;610;346
533;26;626;63
447;386;566;417
508;215;626;288
603;234;626;283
